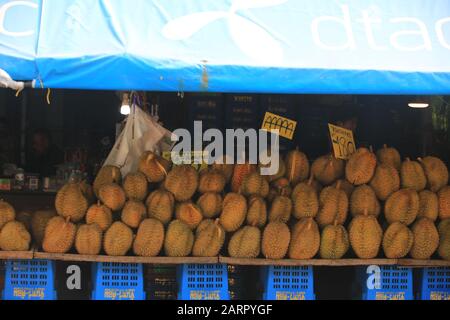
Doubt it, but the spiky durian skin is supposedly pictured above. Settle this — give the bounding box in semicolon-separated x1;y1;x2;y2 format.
384;189;419;226
192;220;225;257
146;189;175;225
284;149;310;185
369;164;400;201
231;163;257;193
138;151;171;183
400;159;427;191
292;182;319;219
198;169;226;193
345;148;377;185
133;218;165;257
319;224;349;259
438;219;450;260
42;216;77;254
268;195;292;223
311;154;344;186
376;145;401;171
55;182;88;222
0;200;17;229
246;196;267;228
164;220;194;257
121;200;146;228
123;172;148;201
262;222;291;259
75;224;102;255
349;215;383;259
219;193;247;232
175;202;203;230
31;209;56;247
438;186;450;220
332;179;354;199
382;222;413;258
350;184;380;217
241;172;269;198
419;156;449;192
260;158;286;183
164;165;199;201
316;185;348;228
98;183;126;211
197;192;222;218
212;160;234;183
86;204;112;231
103;222;133;256
417;190;439;221
93;165;122;196
0;221;31;251
288;218;320;259
410;218;439;260
228;226;261;258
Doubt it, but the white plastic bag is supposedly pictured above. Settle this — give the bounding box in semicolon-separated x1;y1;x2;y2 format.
104;105;173;176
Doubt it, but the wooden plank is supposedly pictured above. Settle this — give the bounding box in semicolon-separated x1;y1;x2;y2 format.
219;257;398;266
397;259;450;268
0;251;34;260
33;252;218;264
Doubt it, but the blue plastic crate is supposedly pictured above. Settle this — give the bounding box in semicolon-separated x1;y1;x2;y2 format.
262;266;315;300
418;267;450;300
92;262;145;300
2;260;56;300
177;264;229;300
361;266;413;300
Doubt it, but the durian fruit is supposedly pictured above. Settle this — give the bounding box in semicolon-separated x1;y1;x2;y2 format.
175;202;203;230
260;158;286;183
197;192;222;218
79;180;95;204
271;178;292;197
192;219;225;257
316;182;348;228
268;195;292;223
55;182;88;222
437;219;450;260
138;151;171;183
345;147;377;185
123;172;148;201
418;156;449;192
284;148;310;185
400;158;427;191
231;163;257;193
319;222;349;259
417;190;439;221
103;222;133;256
246;196;267;228
350;184;380;217
262;222;290;259
16;211;32;231
31;209;56;247
121;200;146;228
228;226;261;258
384;189;419;226
332;179;354;199
198;169;226;193
75;224;102;255
164;220;194;257
311;154;344;186
93;165;121;196
0;221;31;251
98;183;126;211
212;157;234;183
382;222;414;258
219;193;247;232
292;176;319;219
133;218;165;257
42;216;77;253
241;172;269;198
369;164;400;201
410;217;439;260
438;186;450;220
164;165;198;202
288;218;320;259
348;211;383;259
86;202;112;231
376;144;401;171
146;189;175;225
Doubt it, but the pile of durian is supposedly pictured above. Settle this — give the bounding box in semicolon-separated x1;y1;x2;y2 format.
0;146;449;261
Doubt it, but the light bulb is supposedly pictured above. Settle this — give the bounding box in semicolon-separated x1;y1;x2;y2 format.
120;104;131;115
408;103;429;108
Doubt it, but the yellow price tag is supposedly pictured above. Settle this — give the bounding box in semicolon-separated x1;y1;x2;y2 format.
328;124;356;160
261;112;297;140
162;151;208;171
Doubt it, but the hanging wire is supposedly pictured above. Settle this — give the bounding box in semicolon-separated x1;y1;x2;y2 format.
15;87;23;97
46;88;51;105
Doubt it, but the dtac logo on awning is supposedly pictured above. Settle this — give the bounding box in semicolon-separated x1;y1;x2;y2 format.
0;0;38;37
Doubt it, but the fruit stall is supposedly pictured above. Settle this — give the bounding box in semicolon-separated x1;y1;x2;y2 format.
0;0;450;301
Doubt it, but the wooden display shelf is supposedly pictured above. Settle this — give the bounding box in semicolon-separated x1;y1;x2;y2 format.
33;251;218;264
397;259;450;268
219;257;398;266
0;250;34;260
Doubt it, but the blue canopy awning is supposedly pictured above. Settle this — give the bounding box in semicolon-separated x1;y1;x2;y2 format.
1;0;450;94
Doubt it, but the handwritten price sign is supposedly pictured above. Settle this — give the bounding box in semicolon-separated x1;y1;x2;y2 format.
261;112;297;140
328;124;356;160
